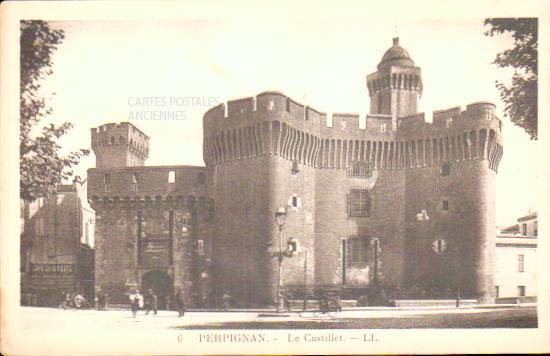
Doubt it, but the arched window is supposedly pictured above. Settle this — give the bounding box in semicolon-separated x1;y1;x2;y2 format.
111;136;115;144
168;171;175;183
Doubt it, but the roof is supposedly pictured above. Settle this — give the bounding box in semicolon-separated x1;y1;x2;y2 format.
517;212;537;222
378;37;415;69
500;224;519;234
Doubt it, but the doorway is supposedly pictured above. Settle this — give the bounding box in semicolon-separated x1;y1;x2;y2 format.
141;270;173;310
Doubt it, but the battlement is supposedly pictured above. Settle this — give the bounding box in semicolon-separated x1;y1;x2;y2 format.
398;102;500;136
204;92;500;137
203;91;395;134
91;122;150;169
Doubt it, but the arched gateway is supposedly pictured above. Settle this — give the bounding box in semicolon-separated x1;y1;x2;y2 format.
141;270;173;310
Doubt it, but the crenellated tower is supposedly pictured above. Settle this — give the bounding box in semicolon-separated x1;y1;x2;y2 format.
91;122;150;169
367;37;423;129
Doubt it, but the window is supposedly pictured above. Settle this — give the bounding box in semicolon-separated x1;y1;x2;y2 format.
442;200;449;212
522;223;527;235
432;239;447;253
348;189;371;217
518;254;524;272
268;100;274;111
168;171;176;183
197;172;205;185
197;239;205;255
534;221;538;236
495;286;499;298
35;217;45;236
518;286;526;297
347;237;369;268
132;173;138;184
446;117;453;127
292;196;298;208
341;120;347;130
349;161;372;178
291;161;299;174
104;174;111;184
380;123;387;132
441;163;450;176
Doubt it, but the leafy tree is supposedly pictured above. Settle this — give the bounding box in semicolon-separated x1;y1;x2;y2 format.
20;20;89;201
484;18;538;140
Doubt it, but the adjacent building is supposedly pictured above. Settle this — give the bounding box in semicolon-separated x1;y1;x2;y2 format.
495;212;538;302
90;37;503;307
20;177;95;306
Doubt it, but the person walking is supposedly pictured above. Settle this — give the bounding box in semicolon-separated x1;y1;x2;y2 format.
145;289;158;315
222;290;232;311
129;288;141;318
165;295;172;311
175;288;186;317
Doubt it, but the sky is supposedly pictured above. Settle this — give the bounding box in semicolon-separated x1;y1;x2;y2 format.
36;17;537;227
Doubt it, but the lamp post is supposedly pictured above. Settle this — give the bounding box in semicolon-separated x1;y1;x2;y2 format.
272;207;291;312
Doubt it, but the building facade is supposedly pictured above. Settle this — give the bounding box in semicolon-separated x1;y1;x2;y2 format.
87;123;214;307
20;177;95;306
91;37;503;307
495;212;537;301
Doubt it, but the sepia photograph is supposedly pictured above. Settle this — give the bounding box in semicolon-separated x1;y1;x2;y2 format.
1;0;549;354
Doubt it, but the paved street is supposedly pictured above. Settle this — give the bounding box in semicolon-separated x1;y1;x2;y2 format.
21;305;537;329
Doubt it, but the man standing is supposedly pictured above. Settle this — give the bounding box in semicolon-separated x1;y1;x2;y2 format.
145;289;158;315
175;287;186;317
129;289;141;318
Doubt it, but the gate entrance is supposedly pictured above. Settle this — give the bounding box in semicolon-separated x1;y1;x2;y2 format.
141;270;173;310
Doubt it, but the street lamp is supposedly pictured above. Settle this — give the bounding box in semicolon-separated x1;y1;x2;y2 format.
273;207;289;312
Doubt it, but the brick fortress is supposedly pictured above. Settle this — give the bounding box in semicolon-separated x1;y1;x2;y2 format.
89;38;503;307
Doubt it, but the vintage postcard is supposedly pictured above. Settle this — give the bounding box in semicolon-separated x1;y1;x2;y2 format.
1;0;549;354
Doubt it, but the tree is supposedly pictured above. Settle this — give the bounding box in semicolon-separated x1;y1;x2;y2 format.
484;18;538;140
20;20;89;201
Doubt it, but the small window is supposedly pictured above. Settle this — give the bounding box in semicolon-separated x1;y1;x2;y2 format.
441;163;450;176
268;100;274;111
197;239;205;255
197;172;205;185
518;254;525;272
442;200;449;212
292;196;298;208
341;120;347;130
380;123;387;132
348;189;371;217
168;171;176;183
534;221;538;236
291;161;299;174
119;136;125;144
111;136;116;144
522;223;527;235
132;173;138;184
104;173;111;184
446;117;453;127
432;239;447;253
518;286;526;297
495;286;499;298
